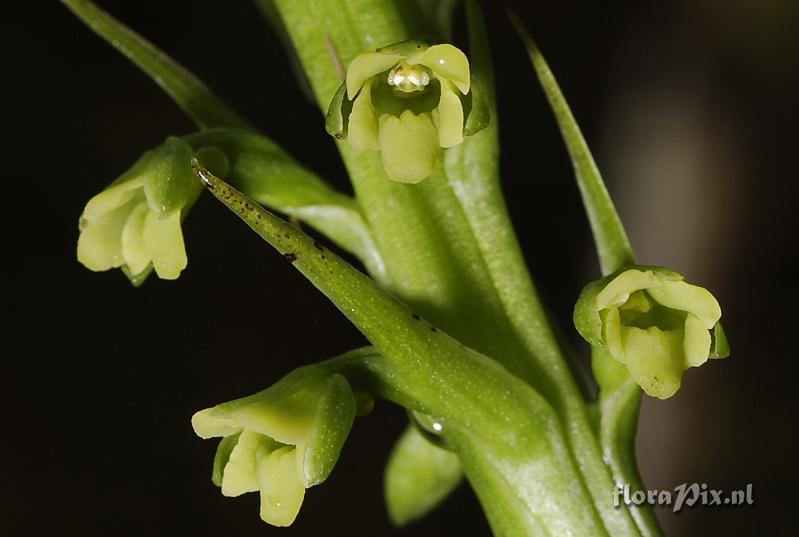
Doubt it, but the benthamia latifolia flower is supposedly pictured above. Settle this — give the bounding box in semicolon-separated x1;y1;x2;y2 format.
77;137;227;284
192;371;365;526
574;266;729;399
326;40;489;184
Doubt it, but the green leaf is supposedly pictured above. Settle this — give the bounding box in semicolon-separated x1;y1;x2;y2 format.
509;12;635;276
385;426;462;526
511;15;667;534
62;0;251;130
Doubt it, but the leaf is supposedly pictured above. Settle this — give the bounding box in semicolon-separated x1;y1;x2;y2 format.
62;0;251;130
511;15;663;535
509;12;635;276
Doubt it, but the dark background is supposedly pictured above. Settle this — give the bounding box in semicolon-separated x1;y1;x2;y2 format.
8;1;798;535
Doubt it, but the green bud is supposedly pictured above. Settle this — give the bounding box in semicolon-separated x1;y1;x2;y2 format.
574;266;729;399
326;40;489;184
77;136;205;283
192;372;357;527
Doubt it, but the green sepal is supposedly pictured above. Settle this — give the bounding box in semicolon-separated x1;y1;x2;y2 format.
302;374;357;486
212;432;241;487
385;426;462;526
325;82;353;140
143;137;199;215
573;276;608;349
461;79;490;137
709;322;730;359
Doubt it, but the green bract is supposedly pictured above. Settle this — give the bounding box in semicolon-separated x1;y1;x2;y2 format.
191;372;358;527
574;267;729;399
76;137;226;284
326;40;488;184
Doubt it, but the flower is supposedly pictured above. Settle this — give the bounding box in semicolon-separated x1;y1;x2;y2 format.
77;138;227;284
574;266;729;399
326;40;489;184
192;372;359;526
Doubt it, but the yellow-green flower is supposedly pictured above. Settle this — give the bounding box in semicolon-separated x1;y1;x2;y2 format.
77;138;225;284
326;41;489;184
574;267;729;399
192;373;358;526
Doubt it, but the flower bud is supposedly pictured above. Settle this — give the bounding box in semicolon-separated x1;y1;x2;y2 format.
326;41;489;184
77;137;225;284
574;266;729;399
192;372;357;526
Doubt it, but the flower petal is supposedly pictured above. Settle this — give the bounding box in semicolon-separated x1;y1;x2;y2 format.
602;307;625;363
684;313;712;367
80;152;150;225
222;430;278;497
141;209;187;279
408;44;470;94
646;280;722;328
77;196;141;271
121;201;151;276
347;80;380;150
258;446;306;527
346;52;402;99
434;78;464;147
596;269;661;310
378;110;438;183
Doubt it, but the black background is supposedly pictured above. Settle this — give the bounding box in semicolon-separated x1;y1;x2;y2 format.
7;1;798;536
